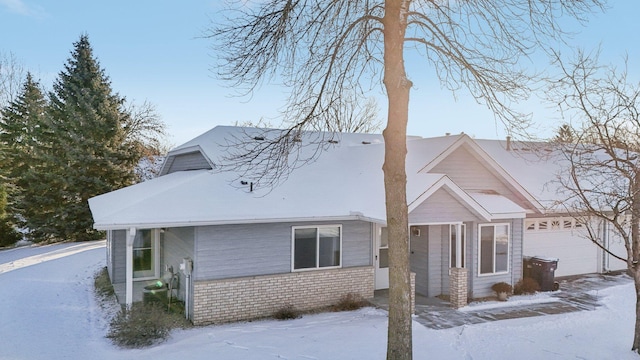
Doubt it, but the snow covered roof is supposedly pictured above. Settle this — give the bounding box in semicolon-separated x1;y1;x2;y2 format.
474;139;567;210
89;126;532;230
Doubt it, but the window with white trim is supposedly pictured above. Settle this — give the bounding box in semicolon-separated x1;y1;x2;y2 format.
133;229;159;279
479;223;509;275
379;227;389;269
449;224;466;268
293;225;342;270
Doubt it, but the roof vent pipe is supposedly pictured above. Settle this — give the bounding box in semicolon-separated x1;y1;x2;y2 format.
506;136;512;151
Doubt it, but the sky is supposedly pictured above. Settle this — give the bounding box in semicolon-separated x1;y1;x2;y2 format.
1;1;639;147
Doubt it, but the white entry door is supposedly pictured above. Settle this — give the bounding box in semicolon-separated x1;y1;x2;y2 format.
375;226;389;289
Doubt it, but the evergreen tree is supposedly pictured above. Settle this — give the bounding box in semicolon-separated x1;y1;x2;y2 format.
0;72;48;237
553;124;575;143
43;34;138;241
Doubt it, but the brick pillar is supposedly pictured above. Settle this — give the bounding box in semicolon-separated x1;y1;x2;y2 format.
449;267;468;309
410;272;416;314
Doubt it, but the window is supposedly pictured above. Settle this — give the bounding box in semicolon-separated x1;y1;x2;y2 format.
293;225;341;270
479;224;509;275
538;220;548;230
379;227;389;269
525;220;536;231
449;224;466;268
133;229;159;279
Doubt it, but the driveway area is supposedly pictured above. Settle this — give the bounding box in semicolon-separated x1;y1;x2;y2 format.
371;272;631;329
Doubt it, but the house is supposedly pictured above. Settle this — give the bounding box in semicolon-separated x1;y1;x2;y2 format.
88;126;624;325
475;139;628;277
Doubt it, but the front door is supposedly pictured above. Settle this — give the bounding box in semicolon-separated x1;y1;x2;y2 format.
375;225;389;289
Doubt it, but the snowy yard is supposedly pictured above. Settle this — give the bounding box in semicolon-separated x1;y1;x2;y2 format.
0;241;637;360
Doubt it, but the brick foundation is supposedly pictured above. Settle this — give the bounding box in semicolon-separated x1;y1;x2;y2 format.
449;267;468;309
192;266;374;325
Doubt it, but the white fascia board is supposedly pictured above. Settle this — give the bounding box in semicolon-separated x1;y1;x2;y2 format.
93;214;382;231
488;211;527;219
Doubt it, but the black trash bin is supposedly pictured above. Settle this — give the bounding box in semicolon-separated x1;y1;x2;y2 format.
523;256;559;291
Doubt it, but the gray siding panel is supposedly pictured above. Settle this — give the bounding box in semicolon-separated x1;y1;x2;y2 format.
165;151;211;174
427;226;443;296
409;189;481;224
162;227;195;301
410;225;429;296
195;223;291;281
194;220;372;281
342;221;372;267
430;145;530;210
431;146;512;193
112;230;127;284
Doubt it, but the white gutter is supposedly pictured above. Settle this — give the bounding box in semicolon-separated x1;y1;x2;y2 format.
94;214;386;231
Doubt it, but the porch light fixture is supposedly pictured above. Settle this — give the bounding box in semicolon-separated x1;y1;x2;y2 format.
411;226;421;237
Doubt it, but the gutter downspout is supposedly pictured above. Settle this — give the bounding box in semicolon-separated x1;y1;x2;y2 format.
126;227;136;308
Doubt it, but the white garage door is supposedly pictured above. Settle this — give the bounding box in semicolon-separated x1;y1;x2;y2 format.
524;218;599;277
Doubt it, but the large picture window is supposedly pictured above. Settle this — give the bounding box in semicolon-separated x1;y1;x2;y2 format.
479;224;509;275
293;225;341;270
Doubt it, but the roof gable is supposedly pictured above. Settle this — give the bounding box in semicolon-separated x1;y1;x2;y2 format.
159;146;213;176
418;135;543;214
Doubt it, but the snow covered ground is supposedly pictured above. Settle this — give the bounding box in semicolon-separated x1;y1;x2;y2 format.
0;241;638;359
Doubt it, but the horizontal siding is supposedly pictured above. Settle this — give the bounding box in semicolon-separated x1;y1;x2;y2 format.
162;227;195;301
410;225;429;296
409;188;481;224
112;230;127;284
427;226;443;296
430;145;531;210
164;151;211;174
431;145;512;193
194;220;372;281
342;221;372;267
195;223;291;281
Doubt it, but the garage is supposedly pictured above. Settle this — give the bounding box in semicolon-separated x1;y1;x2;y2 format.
523;218;600;277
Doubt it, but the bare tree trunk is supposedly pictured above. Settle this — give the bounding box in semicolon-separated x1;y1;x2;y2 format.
632;174;640;353
383;1;412;359
633;273;640;353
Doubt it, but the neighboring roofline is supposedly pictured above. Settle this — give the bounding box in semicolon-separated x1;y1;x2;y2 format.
418;134;545;214
93;214;386;231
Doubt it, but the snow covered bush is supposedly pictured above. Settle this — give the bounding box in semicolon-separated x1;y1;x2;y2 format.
332;293;369;312
514;277;540;295
273;304;300;320
107;303;171;348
